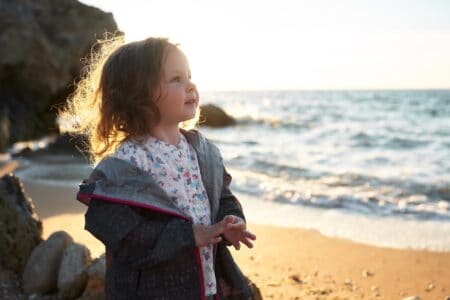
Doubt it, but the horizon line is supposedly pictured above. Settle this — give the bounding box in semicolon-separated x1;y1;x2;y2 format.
199;87;450;93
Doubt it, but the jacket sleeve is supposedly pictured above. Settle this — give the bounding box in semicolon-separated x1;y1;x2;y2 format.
84;198;196;270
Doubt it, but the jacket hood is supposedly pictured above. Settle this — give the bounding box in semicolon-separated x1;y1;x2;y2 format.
76;128;224;223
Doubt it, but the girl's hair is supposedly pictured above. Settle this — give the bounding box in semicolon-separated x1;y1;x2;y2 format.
57;34;200;165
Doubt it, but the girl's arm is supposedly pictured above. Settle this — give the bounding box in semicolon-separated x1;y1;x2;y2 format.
85;198;196;270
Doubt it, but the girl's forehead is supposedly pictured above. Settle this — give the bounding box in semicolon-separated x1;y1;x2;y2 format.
164;49;190;73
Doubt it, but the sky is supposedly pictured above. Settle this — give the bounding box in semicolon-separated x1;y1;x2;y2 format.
79;0;450;91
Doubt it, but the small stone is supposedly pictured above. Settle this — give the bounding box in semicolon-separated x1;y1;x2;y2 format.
425;282;435;291
401;296;422;300
288;274;303;284
267;281;281;287
344;278;353;286
362;269;374;277
371;285;379;291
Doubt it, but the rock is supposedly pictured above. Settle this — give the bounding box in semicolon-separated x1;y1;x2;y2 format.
0;109;10;153
199;104;236;127
81;254;106;300
22;231;73;294
288;274;303;284
0;0;118;146
362;269;374;277
401;297;422;300
0;268;26;299
0;174;42;274
57;243;91;300
12;133;89;159
85;254;106;279
425;282;435;291
27;294;59;300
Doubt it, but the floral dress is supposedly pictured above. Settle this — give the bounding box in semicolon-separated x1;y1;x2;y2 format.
113;132;217;297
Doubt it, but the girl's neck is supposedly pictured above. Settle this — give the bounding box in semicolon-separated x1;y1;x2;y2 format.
149;123;181;146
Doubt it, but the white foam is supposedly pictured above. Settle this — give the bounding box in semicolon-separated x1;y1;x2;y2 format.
237;191;450;252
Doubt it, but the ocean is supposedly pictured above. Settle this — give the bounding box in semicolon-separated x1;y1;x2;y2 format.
11;89;450;251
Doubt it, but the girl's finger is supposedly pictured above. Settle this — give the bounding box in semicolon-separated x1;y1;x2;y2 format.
233;241;241;250
226;222;245;230
243;230;256;240
241;237;254;249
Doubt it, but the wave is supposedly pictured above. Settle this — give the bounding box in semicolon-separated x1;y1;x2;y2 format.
234;116;314;130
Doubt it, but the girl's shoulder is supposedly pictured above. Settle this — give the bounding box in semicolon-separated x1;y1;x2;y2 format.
113;137;152;171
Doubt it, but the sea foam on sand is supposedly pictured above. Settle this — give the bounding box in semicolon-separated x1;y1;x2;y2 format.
237;192;450;252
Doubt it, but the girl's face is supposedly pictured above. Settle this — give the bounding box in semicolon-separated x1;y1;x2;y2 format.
154;48;199;126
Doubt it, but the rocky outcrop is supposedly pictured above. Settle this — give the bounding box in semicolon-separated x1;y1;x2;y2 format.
0;174;42;274
0;0;118;147
200;104;236;127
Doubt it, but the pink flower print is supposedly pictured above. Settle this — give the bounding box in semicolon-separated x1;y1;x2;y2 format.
192;174;198;180
184;171;191;185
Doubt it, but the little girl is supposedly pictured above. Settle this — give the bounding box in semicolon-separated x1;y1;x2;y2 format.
58;36;256;300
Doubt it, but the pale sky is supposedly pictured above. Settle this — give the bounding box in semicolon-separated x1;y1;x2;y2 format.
80;0;450;91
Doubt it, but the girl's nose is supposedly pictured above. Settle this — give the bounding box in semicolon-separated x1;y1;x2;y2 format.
187;79;196;92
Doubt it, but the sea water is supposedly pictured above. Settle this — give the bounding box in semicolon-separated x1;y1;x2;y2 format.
12;89;450;251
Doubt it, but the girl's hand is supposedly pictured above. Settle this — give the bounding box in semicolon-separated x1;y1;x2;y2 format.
192;216;235;247
222;215;257;250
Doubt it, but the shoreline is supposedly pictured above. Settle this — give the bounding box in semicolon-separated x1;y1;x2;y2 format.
12;177;450;299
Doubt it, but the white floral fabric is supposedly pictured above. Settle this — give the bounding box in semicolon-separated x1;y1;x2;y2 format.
113;133;216;296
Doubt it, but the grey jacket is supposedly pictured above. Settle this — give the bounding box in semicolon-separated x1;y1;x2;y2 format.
77;128;253;300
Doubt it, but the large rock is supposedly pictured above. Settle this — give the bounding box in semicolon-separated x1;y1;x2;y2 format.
200;104;236;127
0;174;42;274
0;0;118;147
57;242;91;300
22;231;74;295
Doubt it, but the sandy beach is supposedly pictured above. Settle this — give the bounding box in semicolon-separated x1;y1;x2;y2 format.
16;177;450;300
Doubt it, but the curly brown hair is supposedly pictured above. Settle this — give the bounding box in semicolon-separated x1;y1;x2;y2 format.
57;34;199;165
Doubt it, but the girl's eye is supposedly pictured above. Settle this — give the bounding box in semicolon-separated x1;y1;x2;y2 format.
172;76;181;82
